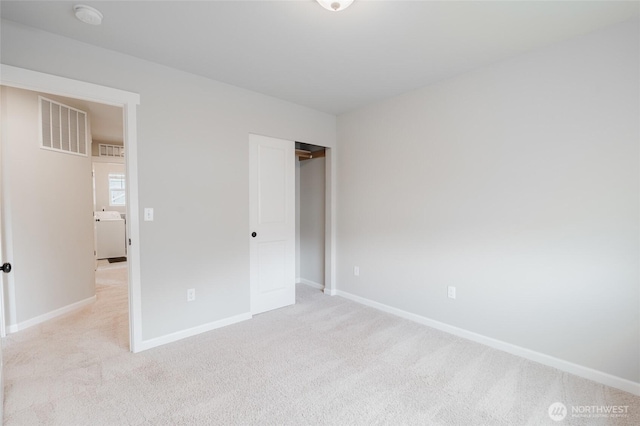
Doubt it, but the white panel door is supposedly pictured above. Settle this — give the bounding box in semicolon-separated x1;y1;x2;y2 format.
249;134;295;315
0;86;5;421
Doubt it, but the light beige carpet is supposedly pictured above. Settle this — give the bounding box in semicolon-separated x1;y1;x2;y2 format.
3;269;638;425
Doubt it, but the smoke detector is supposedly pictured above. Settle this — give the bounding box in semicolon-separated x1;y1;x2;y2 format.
316;0;354;12
74;5;103;25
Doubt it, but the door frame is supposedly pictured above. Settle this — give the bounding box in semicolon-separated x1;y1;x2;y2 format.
323;146;337;296
0;65;143;352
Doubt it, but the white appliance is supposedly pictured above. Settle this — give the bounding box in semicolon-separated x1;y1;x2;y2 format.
95;211;126;259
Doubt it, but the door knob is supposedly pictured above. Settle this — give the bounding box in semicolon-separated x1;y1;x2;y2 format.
1;262;12;273
251;232;257;238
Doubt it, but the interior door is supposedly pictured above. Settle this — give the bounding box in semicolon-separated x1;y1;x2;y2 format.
0;85;6;421
249;134;295;315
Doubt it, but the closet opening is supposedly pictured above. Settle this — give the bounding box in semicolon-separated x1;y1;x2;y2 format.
295;141;327;291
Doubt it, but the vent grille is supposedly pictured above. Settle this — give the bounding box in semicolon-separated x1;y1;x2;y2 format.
98;143;125;158
40;97;88;156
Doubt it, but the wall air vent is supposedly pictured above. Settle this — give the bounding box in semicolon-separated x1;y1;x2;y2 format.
40;96;88;156
98;143;125;158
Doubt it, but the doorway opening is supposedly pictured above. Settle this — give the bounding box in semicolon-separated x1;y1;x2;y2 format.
295;142;327;291
0;86;130;347
0;64;141;351
91;110;129;314
249;135;335;315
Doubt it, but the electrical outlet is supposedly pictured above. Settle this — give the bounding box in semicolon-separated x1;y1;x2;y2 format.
354;266;360;276
447;286;456;299
187;288;195;302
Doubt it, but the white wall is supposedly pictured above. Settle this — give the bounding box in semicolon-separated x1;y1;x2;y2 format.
1;19;336;340
337;19;639;383
299;157;325;286
93;162;126;214
1;86;96;325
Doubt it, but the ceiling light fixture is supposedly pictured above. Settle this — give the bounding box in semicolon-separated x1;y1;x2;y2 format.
73;4;103;25
316;0;354;12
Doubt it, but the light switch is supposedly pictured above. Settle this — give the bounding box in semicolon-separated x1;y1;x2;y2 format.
144;208;154;221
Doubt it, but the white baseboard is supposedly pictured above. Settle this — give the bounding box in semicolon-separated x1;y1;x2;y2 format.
297;278;324;290
324;288;336;296
7;295;97;334
135;312;252;352
335;290;640;396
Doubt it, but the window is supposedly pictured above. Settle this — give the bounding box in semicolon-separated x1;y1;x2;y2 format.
40;97;88;156
109;174;126;206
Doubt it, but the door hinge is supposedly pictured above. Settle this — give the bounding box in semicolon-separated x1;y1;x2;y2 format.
128;238;132;246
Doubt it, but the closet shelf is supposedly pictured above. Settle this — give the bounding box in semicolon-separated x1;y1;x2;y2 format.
295;149;326;161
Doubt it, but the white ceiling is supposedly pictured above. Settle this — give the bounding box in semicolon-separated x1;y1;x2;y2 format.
78;99;123;144
1;1;638;115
